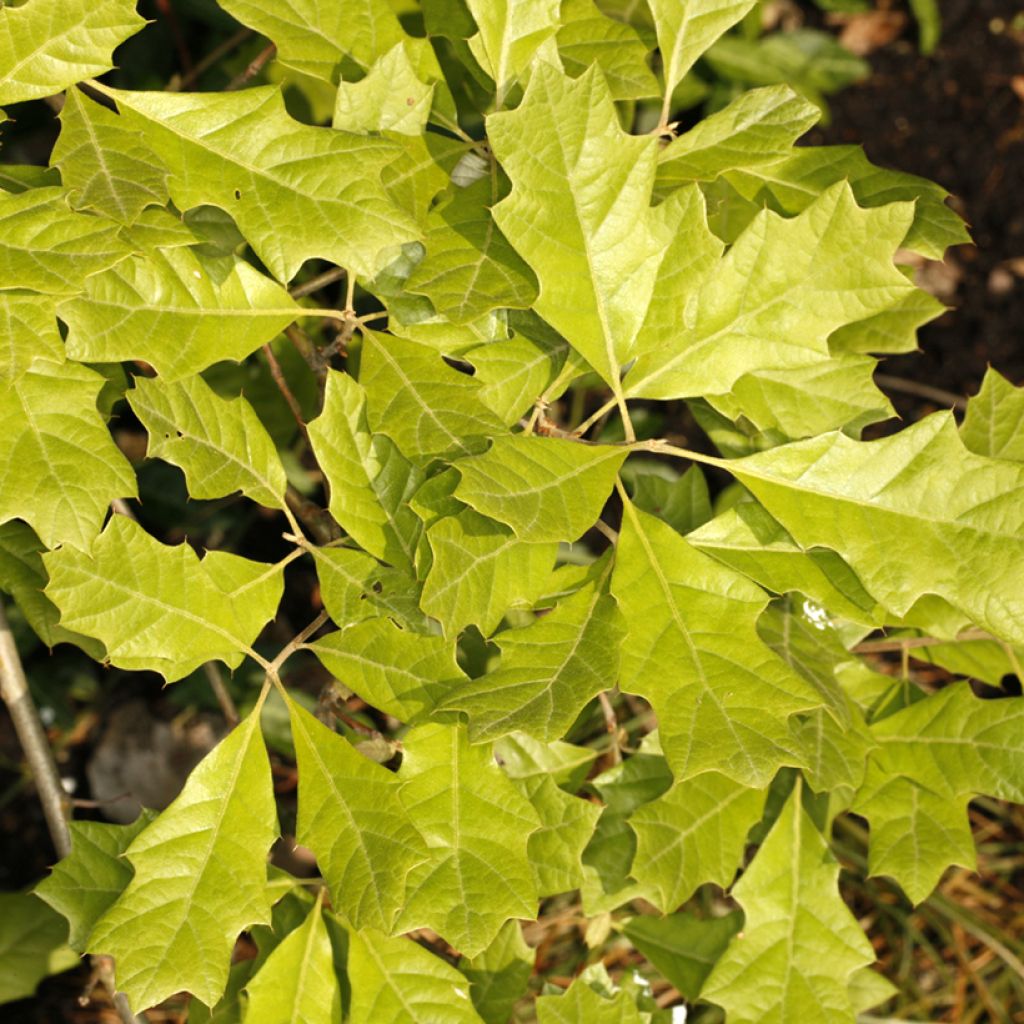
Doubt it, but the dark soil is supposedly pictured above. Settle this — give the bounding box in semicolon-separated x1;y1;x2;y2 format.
812;0;1024;406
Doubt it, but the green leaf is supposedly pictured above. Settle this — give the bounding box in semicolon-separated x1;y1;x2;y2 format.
829;284;945;356
724;144;970;260
244;898;342;1024
721;413;1024;644
129;374;287;509
629;772;766;912
656;85;820;187
309;370;423;570
360;331;506;462
488;64;670;390
289;699;428;933
689;502;885;626
347;928;485;1024
623;910;742;1001
465;0;561;103
421;508;556;637
217;0;443;88
0;163;60;193
441;567;623;741
460;920;534;1024
495;732;599;789
517;773;602;897
334;44;434;136
0;0;144;105
406;176;539;324
536;974;645;1023
36;813;154;950
51;87;167;224
0;892;79;1004
467;329;568;426
454;435;628;542
311;546;428;631
961;368;1024;462
1;358;137;551
44;516;284;680
702;787;874;1023
556;0;659;101
624;183;917;409
852;768;974;904
626;462;711;536
909;0;942;53
59;245;302;379
0;187;129;294
396;722;541;955
868;683;1024;803
612;500;819;786
0;521;103;655
98;84;418;282
88;709;278;1010
311;618;466;722
648;0;757;101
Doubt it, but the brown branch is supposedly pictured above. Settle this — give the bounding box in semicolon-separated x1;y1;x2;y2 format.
203;662;239;728
168;27;253;91
262;343;309;441
875;372;967;412
289;267;347;300
0;600;70;859
852;627;992;654
226;43;276;91
286;486;341;545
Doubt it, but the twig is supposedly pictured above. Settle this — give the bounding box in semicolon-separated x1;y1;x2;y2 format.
167;27;253;91
203;662;239;727
286;486;341;545
226;43;276;91
593;519;619;545
875;373;967;412
262;343;309;441
0;600;71;859
597;692;621;765
289;267;346;300
110;497;137;521
852;628;992;654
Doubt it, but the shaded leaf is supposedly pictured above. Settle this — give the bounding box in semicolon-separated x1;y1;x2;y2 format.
406;176;538;324
460;921;533;1024
623;910;742;1001
36;812;155;950
556;0;659;100
536;974;644;1023
0;892;79;1004
309;370;423;571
